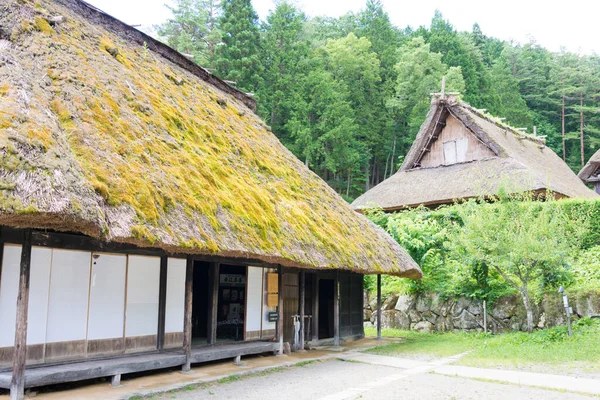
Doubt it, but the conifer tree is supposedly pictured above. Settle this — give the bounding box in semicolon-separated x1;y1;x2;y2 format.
215;0;263;92
156;0;221;67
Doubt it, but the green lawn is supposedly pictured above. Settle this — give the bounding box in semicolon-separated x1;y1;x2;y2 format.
364;318;600;374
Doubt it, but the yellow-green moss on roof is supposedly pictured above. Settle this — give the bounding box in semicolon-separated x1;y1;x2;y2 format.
0;0;421;278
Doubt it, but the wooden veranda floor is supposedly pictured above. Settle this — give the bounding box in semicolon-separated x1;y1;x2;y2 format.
0;341;279;389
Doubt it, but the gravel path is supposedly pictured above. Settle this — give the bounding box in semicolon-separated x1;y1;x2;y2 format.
151;359;594;400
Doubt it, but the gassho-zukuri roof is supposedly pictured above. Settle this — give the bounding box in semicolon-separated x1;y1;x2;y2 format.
578;148;600;183
0;0;421;278
353;96;598;211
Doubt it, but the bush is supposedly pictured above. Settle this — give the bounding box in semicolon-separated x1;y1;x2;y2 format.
366;198;600;306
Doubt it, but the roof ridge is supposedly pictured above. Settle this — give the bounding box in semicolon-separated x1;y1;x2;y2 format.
456;101;546;146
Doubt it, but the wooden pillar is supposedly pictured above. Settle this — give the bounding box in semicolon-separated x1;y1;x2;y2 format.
10;230;32;400
277;267;284;355
377;274;382;340
312;275;319;342
207;262;219;345
182;257;193;372
333;272;340;347
157;256;168;351
299;270;305;351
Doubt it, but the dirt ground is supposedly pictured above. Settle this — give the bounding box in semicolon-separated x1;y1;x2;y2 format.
150;360;594;400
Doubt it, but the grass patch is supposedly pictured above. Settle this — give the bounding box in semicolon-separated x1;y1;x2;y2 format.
365;318;600;373
365;327;480;358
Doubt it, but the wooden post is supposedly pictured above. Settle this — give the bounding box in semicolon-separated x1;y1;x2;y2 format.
299;270;305;351
277;267;284;355
483;300;487;334
157;256;168;351
312;275;319;342
207;262;219;345
182;257;193;372
10;230;32;400
333;272;340;347
377;274;382;340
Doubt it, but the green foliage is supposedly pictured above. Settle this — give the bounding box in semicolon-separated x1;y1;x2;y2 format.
155;0;221;67
367;198;600;314
215;0;263;92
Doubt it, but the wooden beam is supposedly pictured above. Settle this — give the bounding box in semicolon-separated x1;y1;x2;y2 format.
277;267;284;355
0;228;277;269
10;229;32;400
157;256;168;351
182;257;193;372
207;262;220;345
299;270;305;351
333;272;340;347
377;274;382;340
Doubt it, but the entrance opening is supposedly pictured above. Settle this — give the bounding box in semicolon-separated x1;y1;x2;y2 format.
318;279;335;339
192;261;210;344
217;265;246;342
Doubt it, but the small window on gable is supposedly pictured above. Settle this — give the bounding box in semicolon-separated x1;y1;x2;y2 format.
443;137;468;165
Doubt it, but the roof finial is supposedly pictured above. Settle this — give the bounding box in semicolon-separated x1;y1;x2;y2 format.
430;76;459;100
440;76;446;99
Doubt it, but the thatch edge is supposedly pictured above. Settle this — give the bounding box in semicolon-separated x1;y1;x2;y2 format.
0;211;422;278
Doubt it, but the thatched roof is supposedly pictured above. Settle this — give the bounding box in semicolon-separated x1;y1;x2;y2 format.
353;96;597;211
578;148;600;183
0;0;421;278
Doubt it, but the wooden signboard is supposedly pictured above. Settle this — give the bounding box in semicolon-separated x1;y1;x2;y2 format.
267;293;278;308
267;273;278;293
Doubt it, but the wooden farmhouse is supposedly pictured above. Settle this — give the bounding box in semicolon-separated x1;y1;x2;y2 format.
352;95;598;211
0;0;421;398
578;149;600;194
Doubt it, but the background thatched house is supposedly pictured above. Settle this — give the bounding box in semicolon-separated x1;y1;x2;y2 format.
578;149;600;194
352;95;598;211
0;0;420;397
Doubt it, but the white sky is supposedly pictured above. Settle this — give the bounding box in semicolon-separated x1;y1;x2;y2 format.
87;0;599;55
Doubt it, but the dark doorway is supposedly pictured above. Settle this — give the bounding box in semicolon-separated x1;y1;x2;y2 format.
318;279;335;339
192;261;210;344
216;265;246;342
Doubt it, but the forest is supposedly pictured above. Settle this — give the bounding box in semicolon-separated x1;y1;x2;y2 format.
156;0;600;201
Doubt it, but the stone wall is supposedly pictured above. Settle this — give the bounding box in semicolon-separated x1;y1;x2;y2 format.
364;290;600;333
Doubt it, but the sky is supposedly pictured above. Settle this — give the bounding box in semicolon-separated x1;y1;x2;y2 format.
86;0;599;55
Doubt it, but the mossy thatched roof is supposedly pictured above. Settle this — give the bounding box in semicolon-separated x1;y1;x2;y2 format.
0;0;421;278
352;96;597;211
579;148;600;183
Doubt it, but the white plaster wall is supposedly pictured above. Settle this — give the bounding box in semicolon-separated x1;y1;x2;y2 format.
125;255;160;337
165;258;186;333
0;245;21;347
262;268;276;332
27;247;52;345
87;253;127;340
246;267;262;333
46;249;92;343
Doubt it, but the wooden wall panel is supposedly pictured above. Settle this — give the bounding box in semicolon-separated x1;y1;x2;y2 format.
246;267;263;334
126;256;160;352
420;115;495;168
27;247;52;346
165;258;186;335
0;245;21;348
46;250;91;344
87;253;127;342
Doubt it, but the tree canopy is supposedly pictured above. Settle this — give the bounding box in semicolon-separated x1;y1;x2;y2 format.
157;2;600;201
